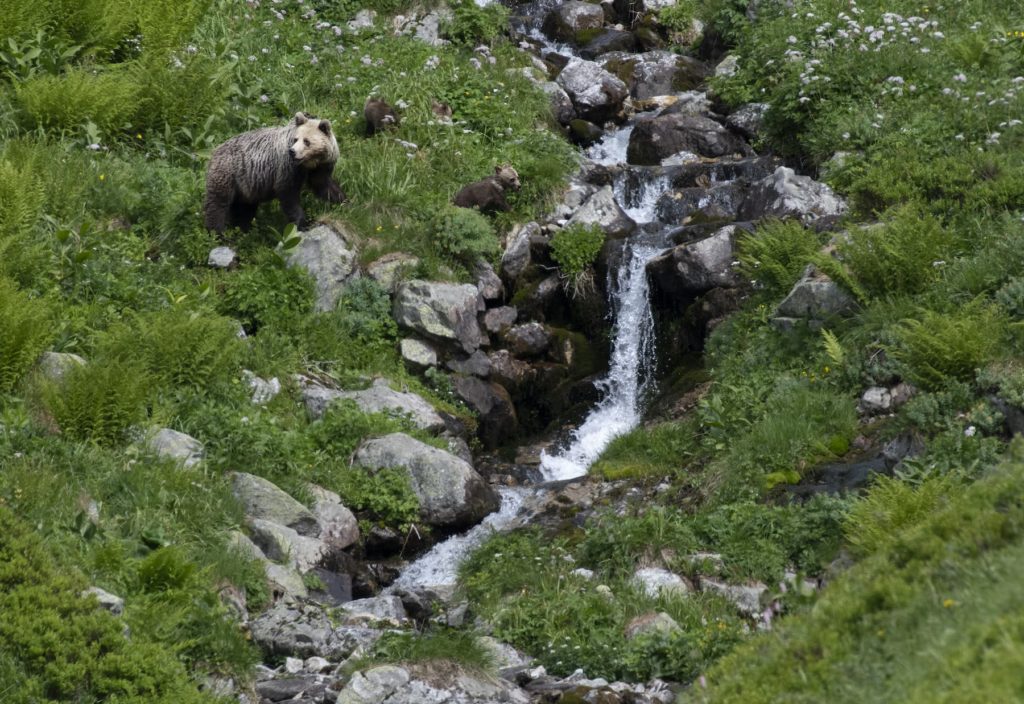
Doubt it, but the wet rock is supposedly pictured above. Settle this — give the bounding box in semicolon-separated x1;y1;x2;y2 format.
557;57;629;124
882;432;925;470
567;185;637;239
501;222;538;282
366;252;420;294
505;322;552;358
35;351;86;383
82;586;124;616
472;259;503;301
655;89;713;116
627;113;750;165
452;376;519;449
446;350;492;378
774;265;857;321
543;1;606;43
540;81;576;125
147;427;204;468
302;377;446;433
569;119;605;147
352;433;499;527
663;155;781;188
601;51;706;99
308;484;360;551
483;306;518;335
654;182;746;226
725;102;769;139
340;596;408;624
399;338;438;369
393;280;483;353
739;166;847;225
231;472;319;537
286;223;359;313
647;224;741;294
624;612;681;640
248;518;328;573
207;246;238;268
579;29;637;59
633;568;691;598
701;578;767;615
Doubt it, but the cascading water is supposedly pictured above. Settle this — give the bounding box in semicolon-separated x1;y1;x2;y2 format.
539;241;663;481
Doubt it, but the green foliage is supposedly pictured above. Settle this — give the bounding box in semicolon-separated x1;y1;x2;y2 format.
367;629;497;671
15;67;141;135
0;278;53;393
219;256;315;332
550;223;605;279
430;204;499;265
736;220;819;297
844;475;957;557
658;1;699;35
893;302;1007;390
443;0;510;46
591;420;698;480
330;467;420;531
40;357;149;445
0;506;215;703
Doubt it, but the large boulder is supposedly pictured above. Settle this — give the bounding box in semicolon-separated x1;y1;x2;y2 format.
488;350;537;396
452;376;519;449
725;102;770;139
393;281;482;353
501;222;539;281
250;602;380;660
471;259;504;301
36;351;86;383
556;57;629;124
654;182;746;226
579;29;637;60
366;252;420;293
774;265;857;321
247;518;328;573
504;323;552;358
308;484;360;551
542;1;605;43
146;428;204;468
647;225;741;294
352;433;499;528
483;306;518;335
302;377;446;433
627;113;749;165
539;81;576;125
566;185;637;239
601;51;705;99
739;166;847;224
286;223;359;313
231;472;319;537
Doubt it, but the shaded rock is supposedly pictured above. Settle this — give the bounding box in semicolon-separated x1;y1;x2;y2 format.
231;472;319;537
82;586;124;616
265;563;309;601
35;351;86;383
452;377;519;449
566;185;636;239
628;113;750;165
579;29;637;60
739;166;847;224
256;676;326;702
504;322;552;358
227;530;266;561
633;568;691;598
569;119;605;147
540;81;576;125
647;225;740;294
302;377;445;433
399;338;437;369
286;223;359;313
882;432;925;470
624;612;681;640
601;51;705;99
775;265;857;320
248;518;328;573
472;259;504;301
446;350;492;378
352;433;499;527
207;246;238;268
488;350;537;395
501;222;538;281
366;252;420;294
393;281;483;353
701;578;767;615
147;427;204;468
483;306;518;335
543;1;605;43
340;596;408;624
654;182;745;226
308;484;360;551
556;57;629;124
725;102;769;139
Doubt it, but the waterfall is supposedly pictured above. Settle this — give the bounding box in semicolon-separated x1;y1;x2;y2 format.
539;242;663;481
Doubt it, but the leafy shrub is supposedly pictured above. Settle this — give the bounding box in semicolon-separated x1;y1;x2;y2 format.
579;506;699;576
844;475;957;556
431;205;499;265
41;357;149;445
736;219;820;297
15;67;140;136
298;278;399;371
550;222;605;296
658;0;699;35
0;278;53;393
0;507;214;703
219;256;314;332
995;276;1024;319
443;0;510;46
330;466;419;530
892;303;1006;390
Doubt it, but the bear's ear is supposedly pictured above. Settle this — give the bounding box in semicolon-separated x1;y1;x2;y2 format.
294;112;308;125
494;165;503;174
318;120;332;136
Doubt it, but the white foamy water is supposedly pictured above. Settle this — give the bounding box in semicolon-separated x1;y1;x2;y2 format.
585;125;634;166
615;172;670;224
387;487;528;591
539;243;663;481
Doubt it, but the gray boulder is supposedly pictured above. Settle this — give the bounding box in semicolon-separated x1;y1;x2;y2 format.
251;602;373;660
504;322;552;358
600;51;705;99
624;612;682;640
265;563;309;600
446;350;492;378
452;376;519;449
339;596;408;624
488;350;537;396
366;252;420;293
566;185;636;239
302;377;446;433
556;57;629;124
543;1;605;42
628;113;750;165
740;166;847;224
726;102;770;139
335;666;410;704
352;433;499;528
653;182;746;226
243;370;281;405
399;338;438;369
501;222;538;281
147;427;204;468
633;568;691;598
775;265;857;320
286;223;359;313
483;306;518;335
82;586;124;616
231;472;320;537
701;578;767;616
36;351;86;383
393;281;483;354
308;484;360;550
714;53;739;79
647;225;741;294
540;81;576;125
247;518;328;573
207;246;238;269
471;259;504;301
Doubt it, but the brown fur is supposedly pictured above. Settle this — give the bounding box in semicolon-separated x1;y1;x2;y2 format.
452;165;521;214
203;112;345;233
431;99;453;124
364;98;400;137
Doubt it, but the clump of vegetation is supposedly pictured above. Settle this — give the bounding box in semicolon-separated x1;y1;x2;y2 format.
431;205;499;266
550;222;605;296
0;278;53;393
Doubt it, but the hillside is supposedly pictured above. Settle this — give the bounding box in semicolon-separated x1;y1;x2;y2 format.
1;0;1023;702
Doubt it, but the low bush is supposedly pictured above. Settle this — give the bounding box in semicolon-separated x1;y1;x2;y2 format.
736;219;820;298
0;278;53;393
550;222;605;296
431;205;499;266
40;357;149;445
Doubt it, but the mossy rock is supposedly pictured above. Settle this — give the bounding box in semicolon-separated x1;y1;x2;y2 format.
601;57;638;86
548;327;601;380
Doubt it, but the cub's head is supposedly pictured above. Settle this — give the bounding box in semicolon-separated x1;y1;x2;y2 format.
494;164;521;191
288;112;339;167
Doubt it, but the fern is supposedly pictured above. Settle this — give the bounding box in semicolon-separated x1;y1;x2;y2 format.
0;278;54;393
820;328;845;368
737;219;820;297
42;357;149;445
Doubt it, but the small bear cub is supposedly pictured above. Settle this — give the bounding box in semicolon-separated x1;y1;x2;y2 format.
203;112;344;233
452;165;521;215
364;97;400;137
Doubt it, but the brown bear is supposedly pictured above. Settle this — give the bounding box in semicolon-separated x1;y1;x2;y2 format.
452;165;521;215
363;98;400;137
203;112;345;233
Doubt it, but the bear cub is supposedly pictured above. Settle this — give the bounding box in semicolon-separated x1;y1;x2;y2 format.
203;112;345;233
452;165;521;215
364;98;400;137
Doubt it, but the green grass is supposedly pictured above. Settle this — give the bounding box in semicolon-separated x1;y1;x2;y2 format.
361;629;498;673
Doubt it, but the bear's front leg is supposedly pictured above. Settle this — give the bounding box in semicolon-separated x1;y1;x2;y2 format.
278;189;307;230
308;165;346;204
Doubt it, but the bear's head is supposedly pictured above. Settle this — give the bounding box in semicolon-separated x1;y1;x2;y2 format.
494;164;521;191
288;112;339;168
